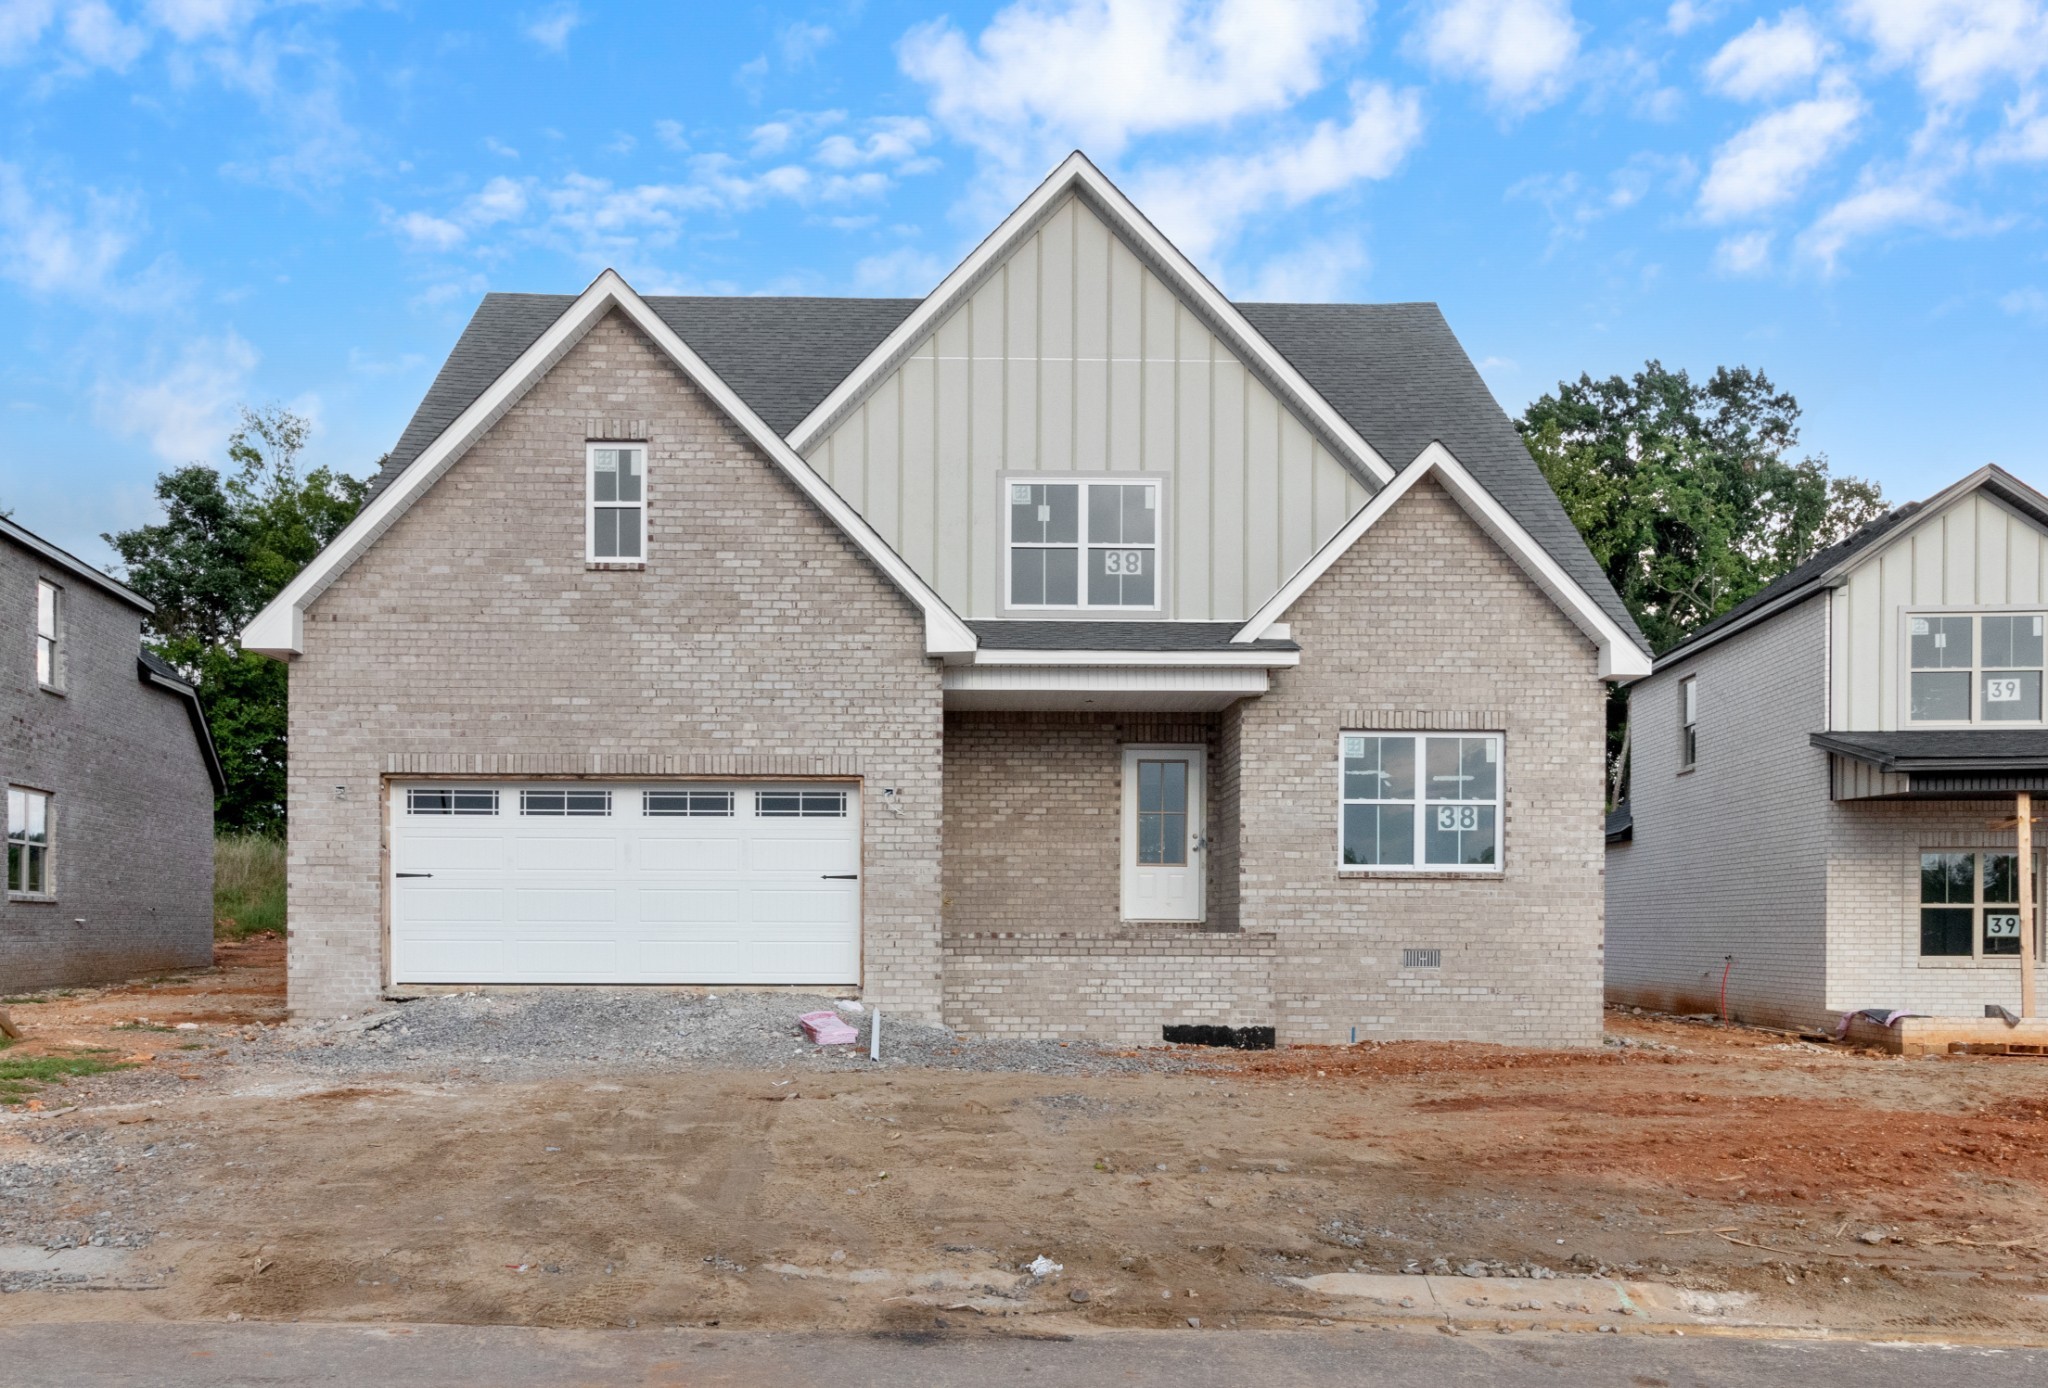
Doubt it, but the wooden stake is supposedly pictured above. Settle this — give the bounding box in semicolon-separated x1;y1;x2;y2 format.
0;1007;20;1041
2021;790;2037;1020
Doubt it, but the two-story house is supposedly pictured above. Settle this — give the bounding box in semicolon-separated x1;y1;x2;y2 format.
244;153;1651;1043
1;514;222;990
1608;465;2048;1040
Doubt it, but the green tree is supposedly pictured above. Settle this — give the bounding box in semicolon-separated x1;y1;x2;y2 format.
1518;362;1886;796
105;406;373;836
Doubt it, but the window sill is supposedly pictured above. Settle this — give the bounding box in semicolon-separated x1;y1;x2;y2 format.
1338;868;1504;880
7;891;57;904
1676;764;1695;776
1917;955;2022;968
586;561;646;572
37;682;64;697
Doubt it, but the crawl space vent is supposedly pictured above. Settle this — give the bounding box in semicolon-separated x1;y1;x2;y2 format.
1402;948;1442;970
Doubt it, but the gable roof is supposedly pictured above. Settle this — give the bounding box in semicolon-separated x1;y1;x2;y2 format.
0;514;152;612
1655;465;2048;672
243;271;977;660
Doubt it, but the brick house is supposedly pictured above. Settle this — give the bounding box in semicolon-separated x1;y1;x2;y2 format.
1;514;222;990
245;154;1650;1042
1608;466;2048;1039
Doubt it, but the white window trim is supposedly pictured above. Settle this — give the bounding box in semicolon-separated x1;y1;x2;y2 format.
1337;732;1505;876
1678;676;1697;772
7;785;54;900
585;442;648;565
35;579;62;693
1902;606;2048;729
1002;475;1165;614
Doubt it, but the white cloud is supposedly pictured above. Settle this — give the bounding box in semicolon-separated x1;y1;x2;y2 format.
654;120;687;151
1982;89;2048;162
1696;81;1863;221
107;331;260;464
390;210;464;251
1665;0;1732;35
0;161;182;306
853;245;948;294
900;0;1366;169
484;136;520;159
2000;285;2048;315
1840;0;2048;104
1128;81;1424;262
1713;229;1773;273
523;4;581;54
1704;9;1830;101
1241;232;1369;300
0;1;56;62
817;117;935;168
778;20;832;65
144;0;257;42
65;1;148;70
1409;0;1581;114
1798;171;1966;269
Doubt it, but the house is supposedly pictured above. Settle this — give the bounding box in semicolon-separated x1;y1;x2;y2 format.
1;514;222;991
1608;465;2048;1040
244;153;1650;1044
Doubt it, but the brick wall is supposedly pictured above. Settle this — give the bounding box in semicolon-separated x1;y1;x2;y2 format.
0;539;214;989
286;310;945;1018
1236;477;1608;1047
1605;596;1834;1029
942;929;1276;1043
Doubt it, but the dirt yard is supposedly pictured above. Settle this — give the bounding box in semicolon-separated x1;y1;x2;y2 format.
3;941;2046;1341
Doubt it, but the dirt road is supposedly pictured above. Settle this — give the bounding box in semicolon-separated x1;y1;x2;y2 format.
2;942;2045;1340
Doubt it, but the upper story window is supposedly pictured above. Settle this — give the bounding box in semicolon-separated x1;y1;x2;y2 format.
1007;478;1159;610
1679;676;1698;770
1340;732;1503;872
587;444;646;562
7;788;51;897
1909;611;2044;724
35;580;61;690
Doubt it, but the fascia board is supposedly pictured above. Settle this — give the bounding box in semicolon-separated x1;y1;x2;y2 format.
785;152;1395;488
971;647;1300;668
0;517;153;613
241;270;977;661
1232;442;1653;681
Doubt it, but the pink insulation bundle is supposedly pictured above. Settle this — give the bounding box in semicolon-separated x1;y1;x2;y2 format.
799;1010;859;1045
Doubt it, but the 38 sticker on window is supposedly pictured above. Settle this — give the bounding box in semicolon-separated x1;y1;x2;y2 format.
1436;806;1482;832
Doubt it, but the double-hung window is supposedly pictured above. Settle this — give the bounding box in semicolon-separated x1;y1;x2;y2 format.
1340;733;1503;871
587;444;646;562
1007;479;1159;610
35;581;61;689
1909;612;2045;724
1679;676;1697;770
1920;851;2034;958
7;788;51;896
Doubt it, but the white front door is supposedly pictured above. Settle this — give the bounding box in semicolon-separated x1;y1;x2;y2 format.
1121;746;1205;922
388;781;860;985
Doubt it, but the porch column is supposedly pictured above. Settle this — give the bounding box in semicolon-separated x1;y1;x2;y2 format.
2023;790;2038;1019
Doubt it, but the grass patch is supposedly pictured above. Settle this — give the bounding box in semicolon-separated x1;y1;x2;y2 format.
0;1050;133;1105
215;832;285;940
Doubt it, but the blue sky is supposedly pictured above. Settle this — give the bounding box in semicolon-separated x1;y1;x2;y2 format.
2;0;2045;569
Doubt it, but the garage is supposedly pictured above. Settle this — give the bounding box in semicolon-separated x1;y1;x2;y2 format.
388;781;860;985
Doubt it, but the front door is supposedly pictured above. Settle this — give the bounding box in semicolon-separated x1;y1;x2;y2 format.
1121;746;1205;922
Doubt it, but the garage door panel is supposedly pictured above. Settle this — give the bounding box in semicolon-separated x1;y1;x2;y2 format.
391;781;859;986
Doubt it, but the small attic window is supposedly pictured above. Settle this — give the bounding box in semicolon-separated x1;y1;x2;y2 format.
587;444;646;562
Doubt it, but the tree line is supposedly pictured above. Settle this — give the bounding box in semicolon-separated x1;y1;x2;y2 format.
108;363;1883;834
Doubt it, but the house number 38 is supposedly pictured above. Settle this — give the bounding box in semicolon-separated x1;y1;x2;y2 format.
1102;550;1145;574
1436;806;1481;832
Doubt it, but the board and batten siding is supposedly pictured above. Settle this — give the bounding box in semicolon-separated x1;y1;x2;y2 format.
801;193;1375;621
1831;491;2048;730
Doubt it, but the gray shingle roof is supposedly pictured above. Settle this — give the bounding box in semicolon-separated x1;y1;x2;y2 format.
137;650;226;794
967;620;1298;652
1811;730;2048;773
365;291;1641;649
1604;801;1633;843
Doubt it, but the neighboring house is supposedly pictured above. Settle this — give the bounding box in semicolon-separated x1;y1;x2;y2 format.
1609;465;2048;1032
245;153;1650;1043
0;514;222;991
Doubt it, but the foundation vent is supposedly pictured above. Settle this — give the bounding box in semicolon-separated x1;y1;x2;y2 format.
1401;948;1442;970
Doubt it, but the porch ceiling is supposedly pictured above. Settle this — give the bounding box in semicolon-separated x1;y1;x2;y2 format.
942;663;1268;712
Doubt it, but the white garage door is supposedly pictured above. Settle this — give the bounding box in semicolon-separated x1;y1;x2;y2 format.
389;782;860;985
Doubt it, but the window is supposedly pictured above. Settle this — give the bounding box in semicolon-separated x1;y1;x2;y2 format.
587;444;646;562
1340;733;1503;871
406;788;498;815
521;789;612;816
1679;676;1697;770
644;790;734;817
1920;851;2033;958
1135;759;1189;866
1007;479;1158;609
7;788;51;896
35;580;60;689
757;789;848;817
1909;612;2045;724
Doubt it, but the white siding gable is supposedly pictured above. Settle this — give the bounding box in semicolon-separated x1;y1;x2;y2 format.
802;193;1374;621
1830;489;2048;730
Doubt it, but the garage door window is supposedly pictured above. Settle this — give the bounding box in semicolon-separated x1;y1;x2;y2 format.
407;788;499;815
757;790;848;817
645;790;735;816
521;789;612;816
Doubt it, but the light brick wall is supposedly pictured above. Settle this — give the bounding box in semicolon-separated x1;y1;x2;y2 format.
942;929;1276;1043
1605;596;1833;1029
1237;478;1608;1047
0;539;214;990
286;310;945;1018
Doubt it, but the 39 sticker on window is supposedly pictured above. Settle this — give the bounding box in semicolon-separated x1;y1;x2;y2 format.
1987;913;2021;938
1988;677;2024;703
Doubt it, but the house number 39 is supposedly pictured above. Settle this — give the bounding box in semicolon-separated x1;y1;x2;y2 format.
1436;806;1481;832
1988;678;2023;702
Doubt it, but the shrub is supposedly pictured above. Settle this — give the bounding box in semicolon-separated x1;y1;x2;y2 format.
214;832;285;939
